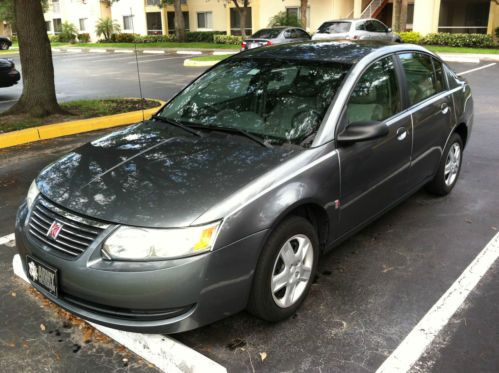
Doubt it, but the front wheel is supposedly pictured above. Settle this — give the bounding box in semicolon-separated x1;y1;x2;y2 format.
0;42;9;50
426;133;463;196
247;216;319;322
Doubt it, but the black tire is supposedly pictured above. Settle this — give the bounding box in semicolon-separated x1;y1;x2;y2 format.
426;133;463;196
0;42;9;50
247;215;319;322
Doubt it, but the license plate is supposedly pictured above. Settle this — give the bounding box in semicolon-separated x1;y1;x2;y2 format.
26;255;58;297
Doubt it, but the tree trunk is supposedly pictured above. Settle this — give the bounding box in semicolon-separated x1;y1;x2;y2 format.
392;0;401;33
174;0;186;42
5;0;64;117
399;0;408;32
239;6;247;38
300;0;308;29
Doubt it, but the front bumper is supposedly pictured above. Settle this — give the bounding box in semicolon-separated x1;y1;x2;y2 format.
16;201;268;334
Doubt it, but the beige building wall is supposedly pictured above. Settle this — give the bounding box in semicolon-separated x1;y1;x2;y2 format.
187;0;227;32
488;0;499;35
412;0;441;34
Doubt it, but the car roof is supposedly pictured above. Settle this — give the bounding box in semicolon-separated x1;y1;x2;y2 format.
235;40;424;65
319;18;380;23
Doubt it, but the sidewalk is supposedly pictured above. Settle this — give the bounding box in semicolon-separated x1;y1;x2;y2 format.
52;46;238;56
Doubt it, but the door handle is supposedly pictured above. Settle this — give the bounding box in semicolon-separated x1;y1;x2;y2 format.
441;103;450;115
396;127;407;141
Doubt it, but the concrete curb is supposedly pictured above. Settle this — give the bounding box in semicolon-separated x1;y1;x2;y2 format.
11;253;227;373
0;99;165;149
52;46;238;56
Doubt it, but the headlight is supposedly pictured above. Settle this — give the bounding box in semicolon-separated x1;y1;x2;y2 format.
26;180;40;210
102;222;221;261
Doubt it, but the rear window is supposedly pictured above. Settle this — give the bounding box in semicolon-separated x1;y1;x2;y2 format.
251;29;282;39
318;21;351;34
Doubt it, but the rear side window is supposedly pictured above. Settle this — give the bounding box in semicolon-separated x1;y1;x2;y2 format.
252;29;282;39
346;56;401;124
296;29;310;39
318;21;351;34
398;52;445;106
356;22;366;31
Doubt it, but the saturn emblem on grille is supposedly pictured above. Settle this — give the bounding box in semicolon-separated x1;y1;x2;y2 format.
47;221;63;240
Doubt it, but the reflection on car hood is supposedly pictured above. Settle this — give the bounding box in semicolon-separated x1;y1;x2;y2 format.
36;121;299;228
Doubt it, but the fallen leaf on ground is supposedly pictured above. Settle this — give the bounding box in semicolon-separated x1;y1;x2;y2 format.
11;292;16;297
259;352;267;362
40;323;46;331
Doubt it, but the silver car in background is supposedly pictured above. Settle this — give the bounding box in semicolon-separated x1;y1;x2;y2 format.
241;26;311;51
312;19;401;42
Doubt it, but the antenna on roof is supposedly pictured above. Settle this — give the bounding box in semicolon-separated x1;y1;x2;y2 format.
130;6;145;122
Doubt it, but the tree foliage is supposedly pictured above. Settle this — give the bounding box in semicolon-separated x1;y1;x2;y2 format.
95;17;121;41
268;12;300;28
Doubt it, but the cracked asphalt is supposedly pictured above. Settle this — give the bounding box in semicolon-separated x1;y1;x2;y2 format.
0;51;498;372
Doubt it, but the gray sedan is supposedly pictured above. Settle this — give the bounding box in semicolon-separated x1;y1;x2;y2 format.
312;18;401;42
241;26;311;51
16;41;472;333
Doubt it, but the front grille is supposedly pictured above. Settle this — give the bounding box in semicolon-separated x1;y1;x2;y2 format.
28;197;109;258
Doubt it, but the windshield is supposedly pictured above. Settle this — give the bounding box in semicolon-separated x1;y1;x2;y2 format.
318;21;351;34
251;29;283;39
157;58;350;146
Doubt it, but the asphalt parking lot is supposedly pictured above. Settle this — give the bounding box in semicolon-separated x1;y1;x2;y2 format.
0;53;498;372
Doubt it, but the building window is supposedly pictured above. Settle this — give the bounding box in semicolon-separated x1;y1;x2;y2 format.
230;8;252;36
438;0;489;34
286;7;310;28
146;12;162;35
79;18;87;32
167;12;190;34
146;0;161;5
197;12;213;29
123;15;134;31
53;18;62;34
46;21;52;32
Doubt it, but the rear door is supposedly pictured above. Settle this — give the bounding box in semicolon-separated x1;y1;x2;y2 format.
336;55;413;237
397;52;454;185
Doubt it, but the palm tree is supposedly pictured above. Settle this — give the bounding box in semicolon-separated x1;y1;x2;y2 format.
95;17;121;41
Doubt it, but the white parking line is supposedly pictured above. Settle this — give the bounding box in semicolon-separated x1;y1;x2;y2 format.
11;252;226;373
457;62;496;76
0;233;15;246
377;232;499;373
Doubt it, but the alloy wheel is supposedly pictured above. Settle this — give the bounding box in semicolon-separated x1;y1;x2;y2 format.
271;234;314;308
444;142;461;186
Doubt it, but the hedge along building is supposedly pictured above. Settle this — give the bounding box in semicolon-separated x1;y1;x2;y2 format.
43;0;499;41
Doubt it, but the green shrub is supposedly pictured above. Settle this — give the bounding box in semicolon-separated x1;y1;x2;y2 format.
268;11;300;27
109;33;138;43
422;33;494;48
186;31;226;43
78;33;91;43
59;21;78;43
398;31;422;44
134;35;174;43
214;34;243;45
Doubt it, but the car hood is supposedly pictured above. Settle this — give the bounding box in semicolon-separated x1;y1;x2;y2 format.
36;121;299;228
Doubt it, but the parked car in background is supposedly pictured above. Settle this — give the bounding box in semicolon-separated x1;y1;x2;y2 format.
312;19;401;42
16;40;472;334
242;26;311;51
0;59;20;87
0;36;12;50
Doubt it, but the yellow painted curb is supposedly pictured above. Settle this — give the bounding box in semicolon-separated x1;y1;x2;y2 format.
0;99;165;149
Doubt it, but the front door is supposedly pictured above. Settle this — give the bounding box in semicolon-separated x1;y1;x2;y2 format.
337;55;412;237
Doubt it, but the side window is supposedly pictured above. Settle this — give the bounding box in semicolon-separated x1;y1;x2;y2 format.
432;58;446;93
346;57;401;124
297;29;310;39
290;29;299;39
373;21;388;32
399;52;443;105
356;22;366;31
365;21;376;32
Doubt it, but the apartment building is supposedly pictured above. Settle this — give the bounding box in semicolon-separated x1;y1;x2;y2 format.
43;0;499;41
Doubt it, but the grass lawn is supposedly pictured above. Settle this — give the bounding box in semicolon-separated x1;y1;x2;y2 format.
0;98;160;133
76;42;240;50
426;45;499;54
190;54;231;62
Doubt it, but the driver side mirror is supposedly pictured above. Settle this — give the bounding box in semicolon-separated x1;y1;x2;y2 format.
337;121;388;145
387;28;392;33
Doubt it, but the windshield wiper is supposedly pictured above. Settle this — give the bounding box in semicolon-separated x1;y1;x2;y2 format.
152;115;203;137
204;126;272;149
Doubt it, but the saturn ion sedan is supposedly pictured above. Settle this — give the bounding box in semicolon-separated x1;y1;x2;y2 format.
16;40;473;334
